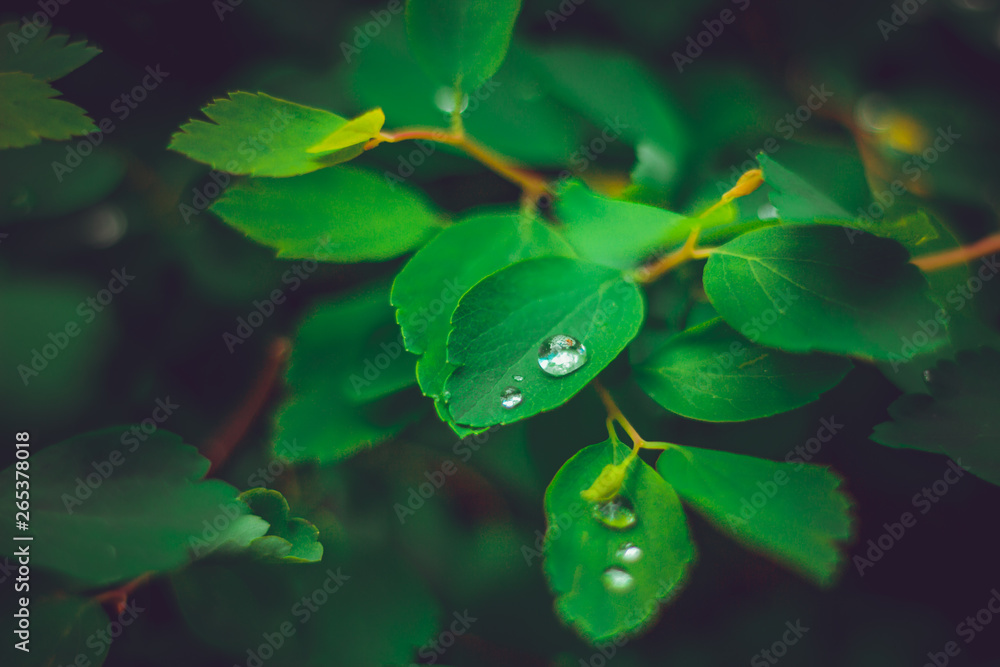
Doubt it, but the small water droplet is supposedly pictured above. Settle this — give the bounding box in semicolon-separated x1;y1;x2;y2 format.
602;567;635;592
616;542;642;564
442;390;452;401
592;499;637;530
923;370;933;384
433;87;469;114
513;374;524;382
500;387;523;409
538;334;588;377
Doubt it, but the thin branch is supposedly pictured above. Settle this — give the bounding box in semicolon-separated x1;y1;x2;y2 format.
911;232;1000;272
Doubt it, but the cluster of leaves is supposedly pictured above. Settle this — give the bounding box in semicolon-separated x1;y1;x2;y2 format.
3;0;999;661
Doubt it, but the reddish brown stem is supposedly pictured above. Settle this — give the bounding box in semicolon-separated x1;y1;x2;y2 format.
912;233;1000;272
94;573;150;616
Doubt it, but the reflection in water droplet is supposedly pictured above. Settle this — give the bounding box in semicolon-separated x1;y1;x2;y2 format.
592;499;637;530
442;390;452;401
500;387;523;409
602;567;635;592
538;334;588;376
434;87;469;114
923;370;933;384
616;542;642;564
513;375;524;382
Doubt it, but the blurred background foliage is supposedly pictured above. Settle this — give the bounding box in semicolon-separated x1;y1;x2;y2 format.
1;0;999;665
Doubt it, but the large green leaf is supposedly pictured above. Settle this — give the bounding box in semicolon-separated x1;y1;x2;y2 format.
406;0;522;92
543;439;694;642
0;428;249;586
702;224;947;361
554;179;694;270
209;166;440;261
0;22;100;81
656;443;853;585
872;347;1000;486
170;93;380;177
391;211;574;411
0;72;95;149
635;317;853;422
442;257;644;428
275;283;421;464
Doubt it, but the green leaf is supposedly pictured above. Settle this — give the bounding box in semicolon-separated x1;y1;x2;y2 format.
872;347;1000;486
0;428;247;586
702;224;948;361
169;93;376;177
209;166;440;261
0;72;95;149
543;439;694;642
757;144;872;221
656;443;853;585
275;283;421;464
391;211;574;414
406;0;523;92
443;257;645;428
306;108;384;153
635;317;853;422
239;488;323;562
0;22;100;81
554;179;694;270
0;596;107;667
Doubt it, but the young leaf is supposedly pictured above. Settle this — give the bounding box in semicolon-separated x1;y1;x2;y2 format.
239;488;323;562
170;93;376;177
872;347;1000;486
275;283;421;464
0;22;100;81
443;257;645;428
656;443;853;585
306;108;385;153
0;428;249;586
406;0;523;92
544;439;694;642
209;166;440;261
635;317;853;422
0;72;95;149
391;211;574;413
757;144;872;221
702;224;948;361
554;179;694;270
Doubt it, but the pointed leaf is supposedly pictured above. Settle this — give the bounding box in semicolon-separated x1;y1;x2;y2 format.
702;224;948;360
209;166;440;261
0;428;248;586
0;22;100;81
391;211;574;416
306;108;385;153
543;439;694;642
0;72;95;149
635;317;853;422
406;0;523;92
443;257;644;428
169;92;368;177
872;347;1000;486
656;443;853;585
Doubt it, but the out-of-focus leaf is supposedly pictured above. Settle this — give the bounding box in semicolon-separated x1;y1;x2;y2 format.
0;72;95;149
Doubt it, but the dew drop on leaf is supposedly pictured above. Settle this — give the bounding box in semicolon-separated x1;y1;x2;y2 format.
592;498;637;530
500;386;523;409
538;334;588;377
615;542;642;564
513;374;524;382
601;567;635;592
433;87;469;114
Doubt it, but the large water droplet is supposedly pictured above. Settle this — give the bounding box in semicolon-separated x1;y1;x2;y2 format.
602;567;635;592
592;499;637;530
616;542;643;564
434;87;469;114
538;334;588;377
500;387;523;409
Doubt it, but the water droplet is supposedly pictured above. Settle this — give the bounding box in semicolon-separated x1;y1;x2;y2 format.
433;87;469;114
923;370;933;384
592;499;637;530
602;567;635;592
616;542;642;564
442;390;451;401
500;387;523;409
538;334;588;377
513;375;524;382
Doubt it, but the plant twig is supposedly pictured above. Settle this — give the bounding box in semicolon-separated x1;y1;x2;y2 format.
592;380;645;448
94;573;150;616
911;232;1000;272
